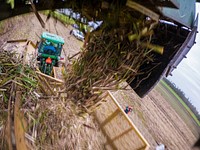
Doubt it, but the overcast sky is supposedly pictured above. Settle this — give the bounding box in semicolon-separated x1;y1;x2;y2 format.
167;3;200;113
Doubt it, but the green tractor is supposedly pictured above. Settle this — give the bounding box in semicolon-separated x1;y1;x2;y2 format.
37;32;65;75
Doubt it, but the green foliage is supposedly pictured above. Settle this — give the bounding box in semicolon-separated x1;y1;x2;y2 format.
43;10;75;25
161;79;200;126
7;0;14;9
0;50;39;110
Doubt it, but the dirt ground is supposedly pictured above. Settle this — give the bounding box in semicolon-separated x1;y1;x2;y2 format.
0;13;106;150
0;13;82;60
111;85;199;150
0;13;199;150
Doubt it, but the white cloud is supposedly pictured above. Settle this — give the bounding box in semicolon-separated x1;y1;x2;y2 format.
168;3;200;112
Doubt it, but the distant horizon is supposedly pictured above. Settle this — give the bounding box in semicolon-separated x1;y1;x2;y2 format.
167;3;200;113
164;77;199;114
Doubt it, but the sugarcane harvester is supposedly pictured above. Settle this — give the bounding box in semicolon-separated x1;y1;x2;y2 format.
0;0;198;97
37;32;65;75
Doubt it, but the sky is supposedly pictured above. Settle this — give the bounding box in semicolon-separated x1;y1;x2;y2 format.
167;3;200;113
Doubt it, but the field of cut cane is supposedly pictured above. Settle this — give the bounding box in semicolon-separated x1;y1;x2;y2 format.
156;81;200;138
0;13;199;150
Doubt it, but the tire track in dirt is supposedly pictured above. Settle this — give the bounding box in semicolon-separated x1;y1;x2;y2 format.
147;90;196;149
149;95;187;146
113;85;197;150
156;83;200;137
45;15;83;60
1;13;198;150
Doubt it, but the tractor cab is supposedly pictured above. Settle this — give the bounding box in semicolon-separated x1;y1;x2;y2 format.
37;32;65;75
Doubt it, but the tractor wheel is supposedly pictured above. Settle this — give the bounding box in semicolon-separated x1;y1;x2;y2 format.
56;61;63;67
37;56;40;61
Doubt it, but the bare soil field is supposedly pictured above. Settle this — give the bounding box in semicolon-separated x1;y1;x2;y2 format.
111;85;199;150
0;13;199;150
155;82;200;138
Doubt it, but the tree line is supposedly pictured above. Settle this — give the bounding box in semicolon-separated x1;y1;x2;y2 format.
163;78;200;121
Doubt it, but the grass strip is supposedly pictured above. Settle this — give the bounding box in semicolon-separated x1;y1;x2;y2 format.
161;80;200;126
